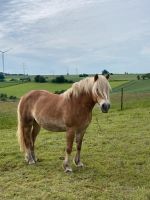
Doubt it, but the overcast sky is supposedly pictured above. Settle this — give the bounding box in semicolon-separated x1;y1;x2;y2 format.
0;0;150;75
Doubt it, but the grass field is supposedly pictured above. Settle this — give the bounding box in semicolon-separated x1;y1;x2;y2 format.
110;74;138;81
0;81;22;88
113;79;150;93
0;79;128;98
0;82;72;97
0;75;150;199
0;79;148;98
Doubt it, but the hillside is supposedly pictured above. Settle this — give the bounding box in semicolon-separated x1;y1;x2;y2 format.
0;74;149;98
0;82;71;97
112;79;150;93
0;80;128;98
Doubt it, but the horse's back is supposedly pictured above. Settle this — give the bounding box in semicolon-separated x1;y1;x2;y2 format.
18;90;67;131
18;90;59;117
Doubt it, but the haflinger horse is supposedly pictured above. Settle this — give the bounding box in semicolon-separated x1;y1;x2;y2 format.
17;74;111;172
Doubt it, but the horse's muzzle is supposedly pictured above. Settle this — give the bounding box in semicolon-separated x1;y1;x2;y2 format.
101;103;110;113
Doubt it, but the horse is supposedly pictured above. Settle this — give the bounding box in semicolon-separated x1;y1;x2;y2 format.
17;74;111;172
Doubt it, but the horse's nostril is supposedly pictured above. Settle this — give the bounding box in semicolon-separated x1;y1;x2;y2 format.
102;103;107;110
101;103;110;113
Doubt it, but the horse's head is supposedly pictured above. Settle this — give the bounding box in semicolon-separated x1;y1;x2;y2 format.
92;74;111;113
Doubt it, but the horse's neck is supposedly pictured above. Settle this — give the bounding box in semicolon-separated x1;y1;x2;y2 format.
71;92;95;111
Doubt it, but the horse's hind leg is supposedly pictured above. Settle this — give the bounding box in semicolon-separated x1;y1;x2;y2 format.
74;131;85;167
31;120;41;162
23;124;36;164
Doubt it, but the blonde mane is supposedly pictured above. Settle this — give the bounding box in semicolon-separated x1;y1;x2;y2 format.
62;75;111;100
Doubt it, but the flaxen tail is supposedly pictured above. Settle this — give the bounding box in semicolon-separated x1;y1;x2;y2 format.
17;100;26;152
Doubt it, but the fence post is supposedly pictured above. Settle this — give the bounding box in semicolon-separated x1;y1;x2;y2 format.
121;88;124;110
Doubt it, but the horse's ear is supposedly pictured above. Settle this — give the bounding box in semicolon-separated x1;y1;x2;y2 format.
94;74;99;82
105;74;110;80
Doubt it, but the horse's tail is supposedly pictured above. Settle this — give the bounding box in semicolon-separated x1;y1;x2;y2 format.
17;99;26;152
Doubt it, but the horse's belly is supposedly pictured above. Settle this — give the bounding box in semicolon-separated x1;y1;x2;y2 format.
38;119;66;132
43;124;66;132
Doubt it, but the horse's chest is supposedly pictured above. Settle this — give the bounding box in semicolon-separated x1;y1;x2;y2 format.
66;110;92;129
79;114;91;127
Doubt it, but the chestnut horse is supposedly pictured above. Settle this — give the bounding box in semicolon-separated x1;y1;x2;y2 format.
17;74;111;172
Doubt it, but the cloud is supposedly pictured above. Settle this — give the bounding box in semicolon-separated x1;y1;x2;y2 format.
0;0;150;74
141;47;150;56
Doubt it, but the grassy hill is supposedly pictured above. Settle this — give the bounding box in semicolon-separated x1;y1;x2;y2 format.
0;79;149;98
110;74;138;81
0;81;128;97
112;79;150;93
0;79;128;98
0;81;22;88
0;82;72;97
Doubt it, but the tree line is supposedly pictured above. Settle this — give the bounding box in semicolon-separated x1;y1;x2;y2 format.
137;73;150;80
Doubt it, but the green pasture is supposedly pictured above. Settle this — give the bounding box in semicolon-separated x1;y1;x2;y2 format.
0;80;128;98
0;79;149;98
113;79;150;93
0;73;142;98
110;80;128;89
0;81;21;88
0;82;72;97
0;72;133;97
110;74;138;81
0;91;150;199
0;74;150;199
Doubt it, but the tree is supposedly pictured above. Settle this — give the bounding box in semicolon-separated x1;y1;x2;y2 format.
0;73;5;81
55;75;65;83
102;69;110;79
51;75;73;83
34;75;46;83
102;69;109;75
79;74;89;77
145;73;150;79
141;73;150;80
137;75;140;80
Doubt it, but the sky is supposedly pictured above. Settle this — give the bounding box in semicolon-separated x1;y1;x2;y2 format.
0;0;150;75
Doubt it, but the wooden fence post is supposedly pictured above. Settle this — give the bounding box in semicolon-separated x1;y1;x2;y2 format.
121;88;124;110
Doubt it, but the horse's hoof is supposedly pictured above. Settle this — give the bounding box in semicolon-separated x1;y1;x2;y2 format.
64;167;73;173
77;162;84;167
73;159;84;167
28;160;36;165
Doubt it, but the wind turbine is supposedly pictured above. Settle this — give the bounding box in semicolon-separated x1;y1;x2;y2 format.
0;48;12;74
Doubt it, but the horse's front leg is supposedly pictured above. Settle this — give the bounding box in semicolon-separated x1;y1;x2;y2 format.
63;128;75;173
74;131;85;167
